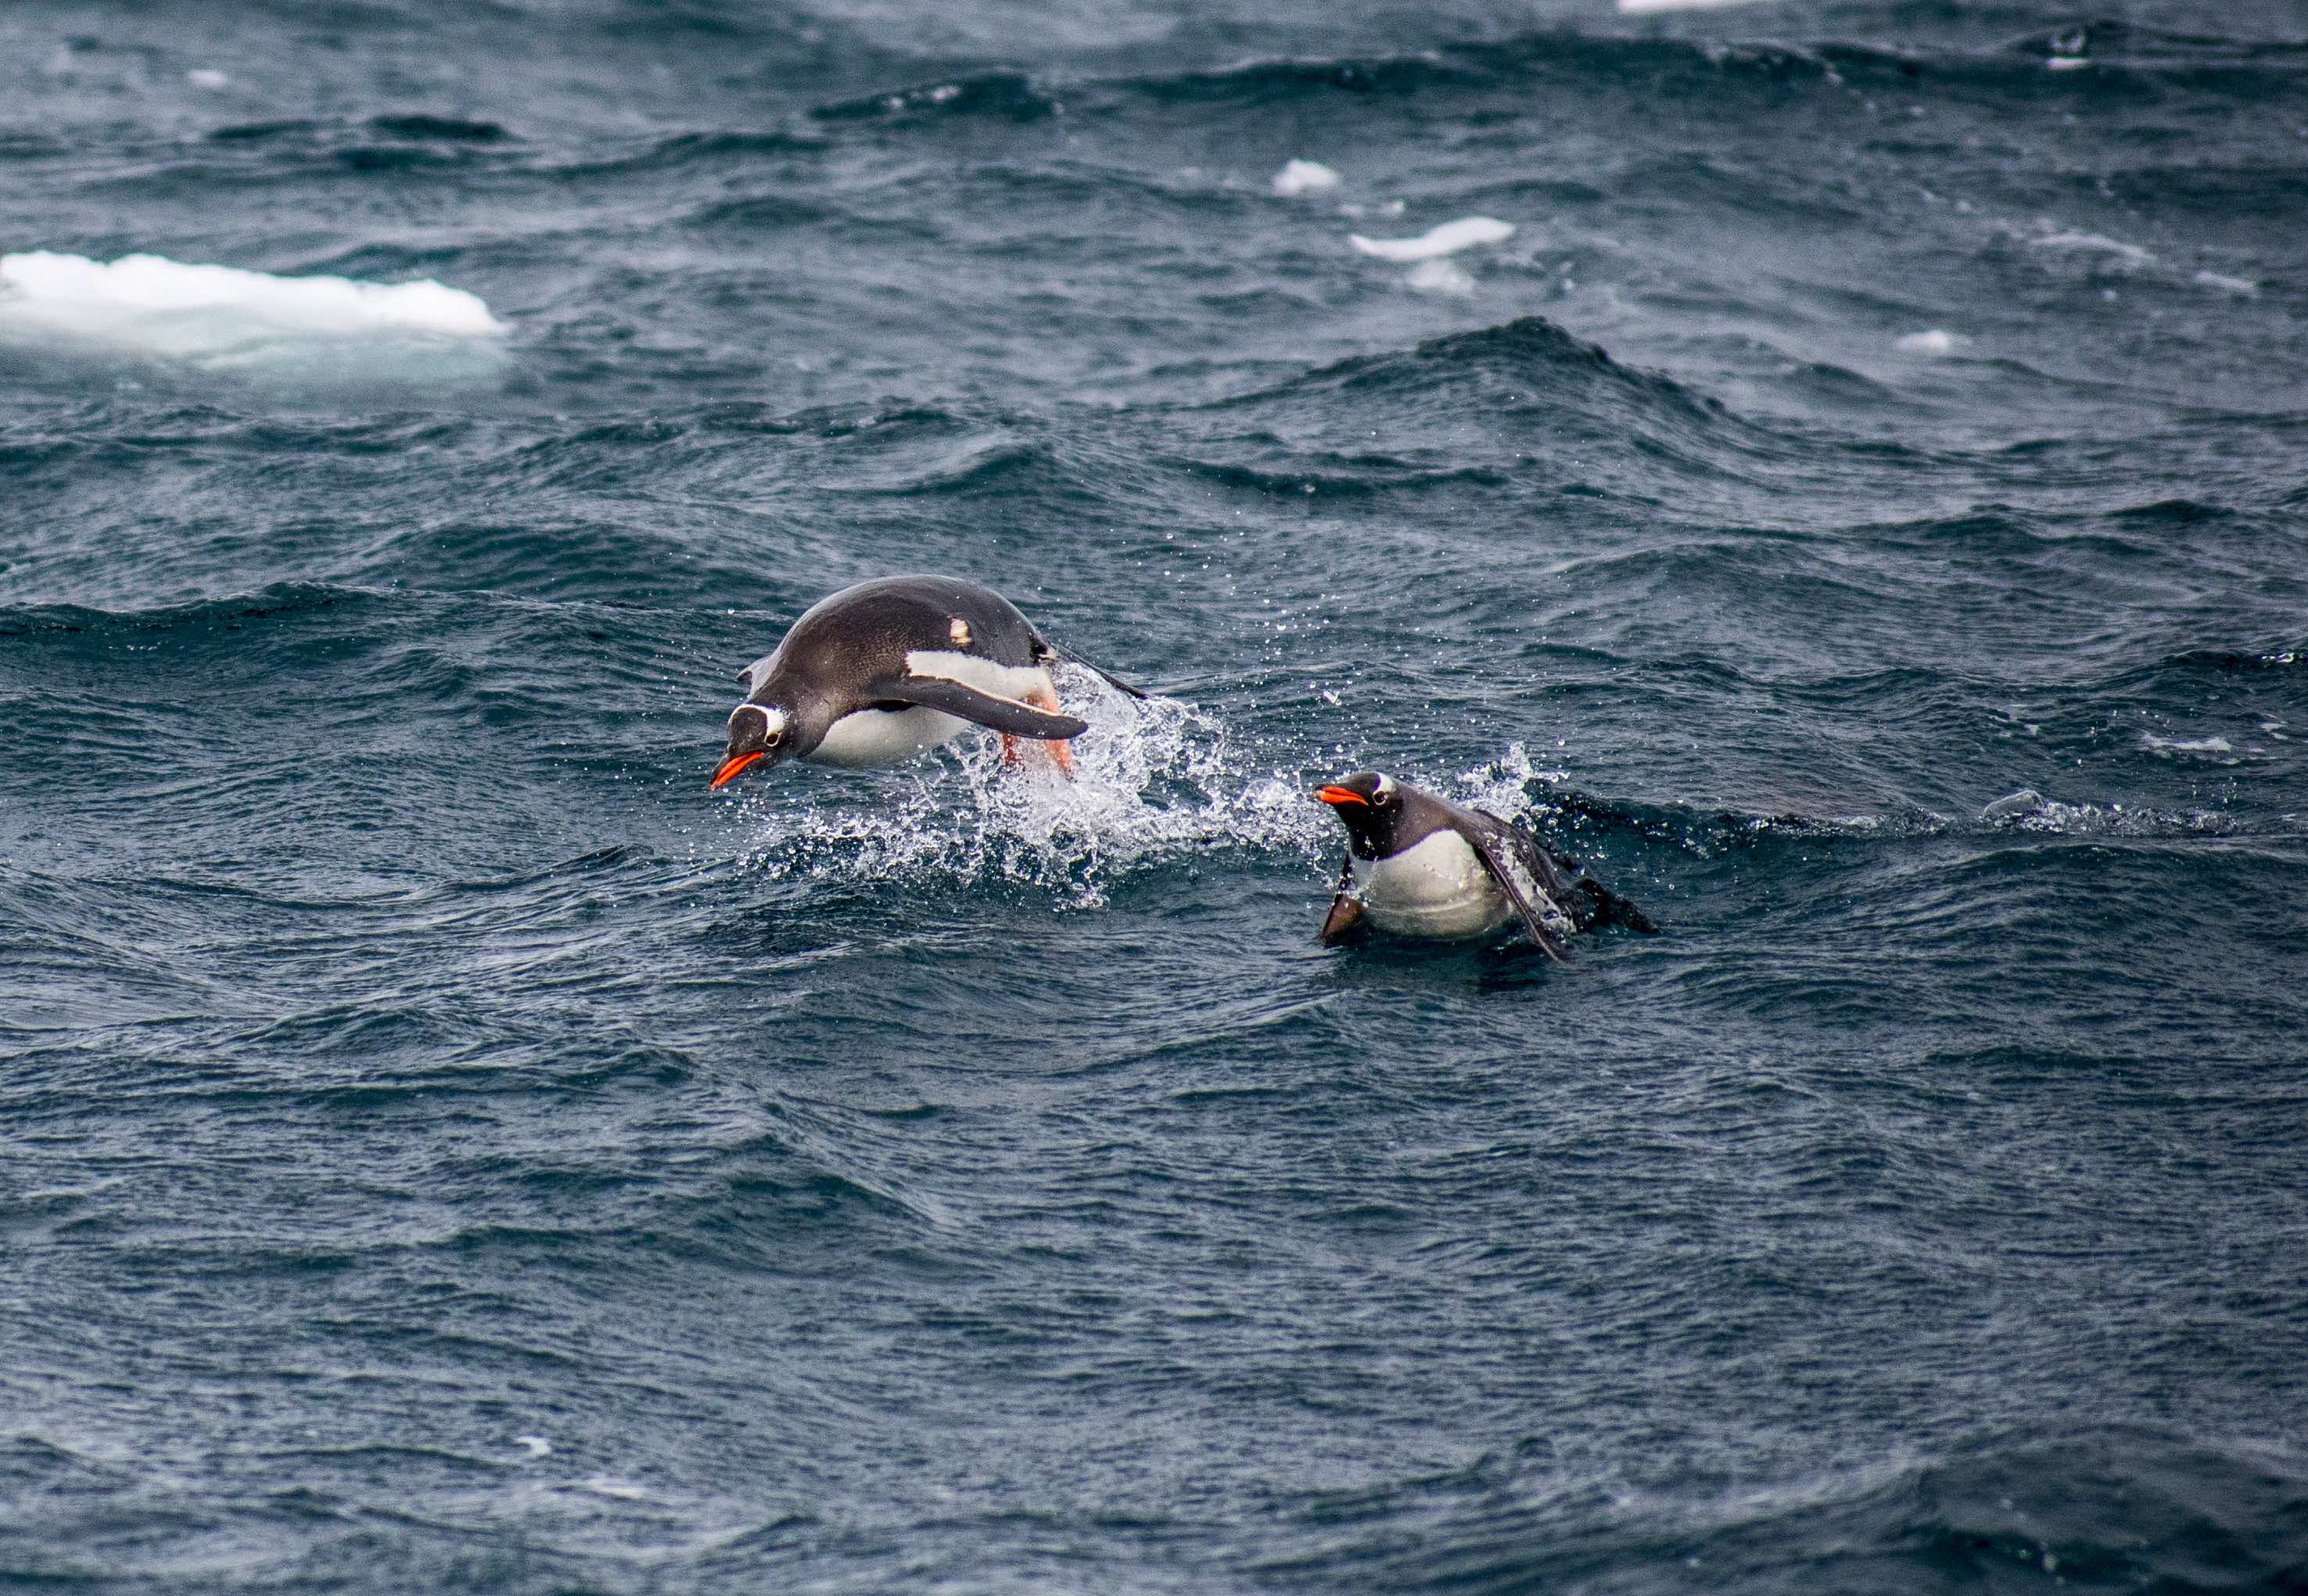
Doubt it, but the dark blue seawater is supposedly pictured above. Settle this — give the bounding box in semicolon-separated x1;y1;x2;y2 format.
5;0;2306;1589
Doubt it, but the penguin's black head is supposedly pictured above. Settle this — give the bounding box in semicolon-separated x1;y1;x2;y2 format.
1314;769;1408;859
712;701;794;788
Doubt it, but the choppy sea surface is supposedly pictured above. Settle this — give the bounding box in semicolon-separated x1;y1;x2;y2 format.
5;1;2306;1590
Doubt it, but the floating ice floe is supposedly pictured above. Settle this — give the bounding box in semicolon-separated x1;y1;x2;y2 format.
1348;217;1514;262
0;251;508;375
1895;329;1965;356
1272;159;1340;197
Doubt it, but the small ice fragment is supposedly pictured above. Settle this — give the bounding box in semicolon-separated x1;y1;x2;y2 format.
1980;788;2046;823
186;68;228;89
1348;217;1514;262
515;1435;552;1458
2192;270;2257;296
2046;55;2090;71
1896;329;1964;355
1321;690;1341;706
1272;159;1340;197
1405;258;1476;296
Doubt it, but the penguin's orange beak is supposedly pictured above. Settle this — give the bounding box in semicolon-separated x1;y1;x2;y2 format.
710;751;765;789
1314;785;1369;807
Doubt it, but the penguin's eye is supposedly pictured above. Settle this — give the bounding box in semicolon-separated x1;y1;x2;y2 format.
1372;790;1391;807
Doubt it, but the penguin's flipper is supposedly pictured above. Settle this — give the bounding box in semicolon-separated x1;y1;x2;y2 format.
874;675;1089;741
1319;853;1364;945
1042;638;1149;700
1464;820;1574;964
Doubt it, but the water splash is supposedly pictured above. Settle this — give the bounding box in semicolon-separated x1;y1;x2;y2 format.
727;672;1330;906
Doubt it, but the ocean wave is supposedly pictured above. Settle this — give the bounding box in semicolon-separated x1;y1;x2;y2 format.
1203;316;1754;455
813;72;1057;124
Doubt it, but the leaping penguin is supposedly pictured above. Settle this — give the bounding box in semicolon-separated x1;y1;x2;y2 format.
1313;771;1656;959
711;575;1144;789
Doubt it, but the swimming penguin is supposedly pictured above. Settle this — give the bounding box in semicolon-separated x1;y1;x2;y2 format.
711;575;1144;789
1312;771;1656;959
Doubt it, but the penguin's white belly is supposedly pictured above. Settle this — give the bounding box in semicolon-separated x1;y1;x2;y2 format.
803;655;1061;769
1359;830;1513;939
807;705;968;768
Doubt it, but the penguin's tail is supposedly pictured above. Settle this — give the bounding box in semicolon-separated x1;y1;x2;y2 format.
1574;877;1660;936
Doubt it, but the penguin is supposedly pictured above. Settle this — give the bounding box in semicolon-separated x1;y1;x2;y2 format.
1312;771;1656;959
711;575;1144;789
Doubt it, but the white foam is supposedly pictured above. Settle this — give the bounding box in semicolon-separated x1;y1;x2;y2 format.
1456;743;1568;823
2193;270;2257;296
1349;217;1514;263
1617;0;1771;12
2029;231;2152;267
2045;55;2091;71
1271;159;1341;197
0;251;508;368
1405;259;1476;296
2141;732;2239;762
1978;787;2046;824
1895;329;1965;356
515;1435;552;1459
185;68;229;90
728;670;1330;908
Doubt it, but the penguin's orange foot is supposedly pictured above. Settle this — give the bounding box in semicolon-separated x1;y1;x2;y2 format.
1001;733;1025;766
1025;683;1077;779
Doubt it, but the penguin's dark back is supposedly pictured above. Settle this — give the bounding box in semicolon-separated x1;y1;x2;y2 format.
771;575;1046;687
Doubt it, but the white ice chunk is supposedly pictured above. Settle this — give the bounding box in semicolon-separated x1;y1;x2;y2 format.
1895;329;1965;355
1;252;505;339
0;252;508;368
1405;259;1476;296
1271;159;1341;196
1348;217;1514;262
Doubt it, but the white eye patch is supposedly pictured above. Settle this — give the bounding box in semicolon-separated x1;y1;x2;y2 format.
1373;773;1398;798
730;704;788;737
